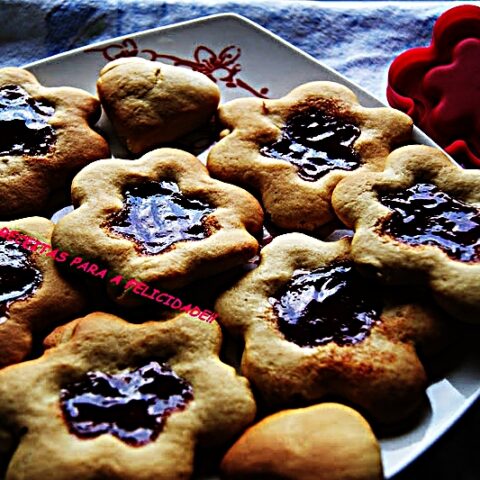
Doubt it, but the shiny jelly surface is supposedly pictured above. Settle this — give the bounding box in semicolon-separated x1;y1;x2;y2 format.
269;263;381;348
108;181;215;255
379;183;480;262
260;108;361;181
0;85;55;156
0;240;42;322
60;361;194;446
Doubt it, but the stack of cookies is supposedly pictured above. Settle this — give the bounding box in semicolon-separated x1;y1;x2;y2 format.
0;55;478;480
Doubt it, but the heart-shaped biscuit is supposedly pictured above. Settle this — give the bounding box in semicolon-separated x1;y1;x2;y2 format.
221;403;383;480
97;57;220;154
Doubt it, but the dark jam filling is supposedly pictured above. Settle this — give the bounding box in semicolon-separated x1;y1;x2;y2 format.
0;240;42;323
260;109;361;181
0;85;55;157
379;183;480;262
269;263;381;348
60;361;194;447
108;181;215;255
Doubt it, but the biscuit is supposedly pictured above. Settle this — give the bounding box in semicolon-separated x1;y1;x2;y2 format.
0;217;86;367
207;81;412;231
0;312;256;479
51;148;263;297
221;403;383;480
332;145;480;323
215;233;448;424
0;67;110;218
97;57;221;154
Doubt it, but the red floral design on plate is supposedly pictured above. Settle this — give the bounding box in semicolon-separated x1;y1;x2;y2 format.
88;39;139;60
387;5;480;168
87;39;269;98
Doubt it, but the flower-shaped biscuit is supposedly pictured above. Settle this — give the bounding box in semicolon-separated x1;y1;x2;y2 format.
332;145;480;323
52;148;263;295
0;312;256;479
0;68;109;218
387;4;480;168
207;81;412;231
215;233;448;424
0;217;86;367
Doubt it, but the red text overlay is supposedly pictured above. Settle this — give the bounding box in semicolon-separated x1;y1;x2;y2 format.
0;227;218;324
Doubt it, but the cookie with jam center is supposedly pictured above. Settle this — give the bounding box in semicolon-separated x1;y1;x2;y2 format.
0;312;256;479
215;233;449;425
0;68;109;219
97;57;221;154
51;148;263;299
0;217;86;368
207;81;412;231
332;145;480;323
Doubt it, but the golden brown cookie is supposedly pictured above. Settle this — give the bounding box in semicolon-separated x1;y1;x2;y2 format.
215;233;448;424
0;67;110;218
207;81;412;231
51;148;263;298
332;145;480;323
0;217;86;368
221;403;383;480
97;57;221;154
0;312;256;479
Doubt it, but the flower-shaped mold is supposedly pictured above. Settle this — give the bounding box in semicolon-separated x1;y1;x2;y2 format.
332;145;480;323
52;148;263;295
0;312;255;480
0;217;86;367
215;233;448;424
221;403;383;480
97;57;221;154
207;81;412;231
0;68;109;218
387;4;480;168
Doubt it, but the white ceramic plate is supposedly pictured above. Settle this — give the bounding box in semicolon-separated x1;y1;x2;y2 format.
23;13;480;479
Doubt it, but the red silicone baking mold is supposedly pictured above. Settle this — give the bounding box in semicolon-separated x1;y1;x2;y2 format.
387;5;480;168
